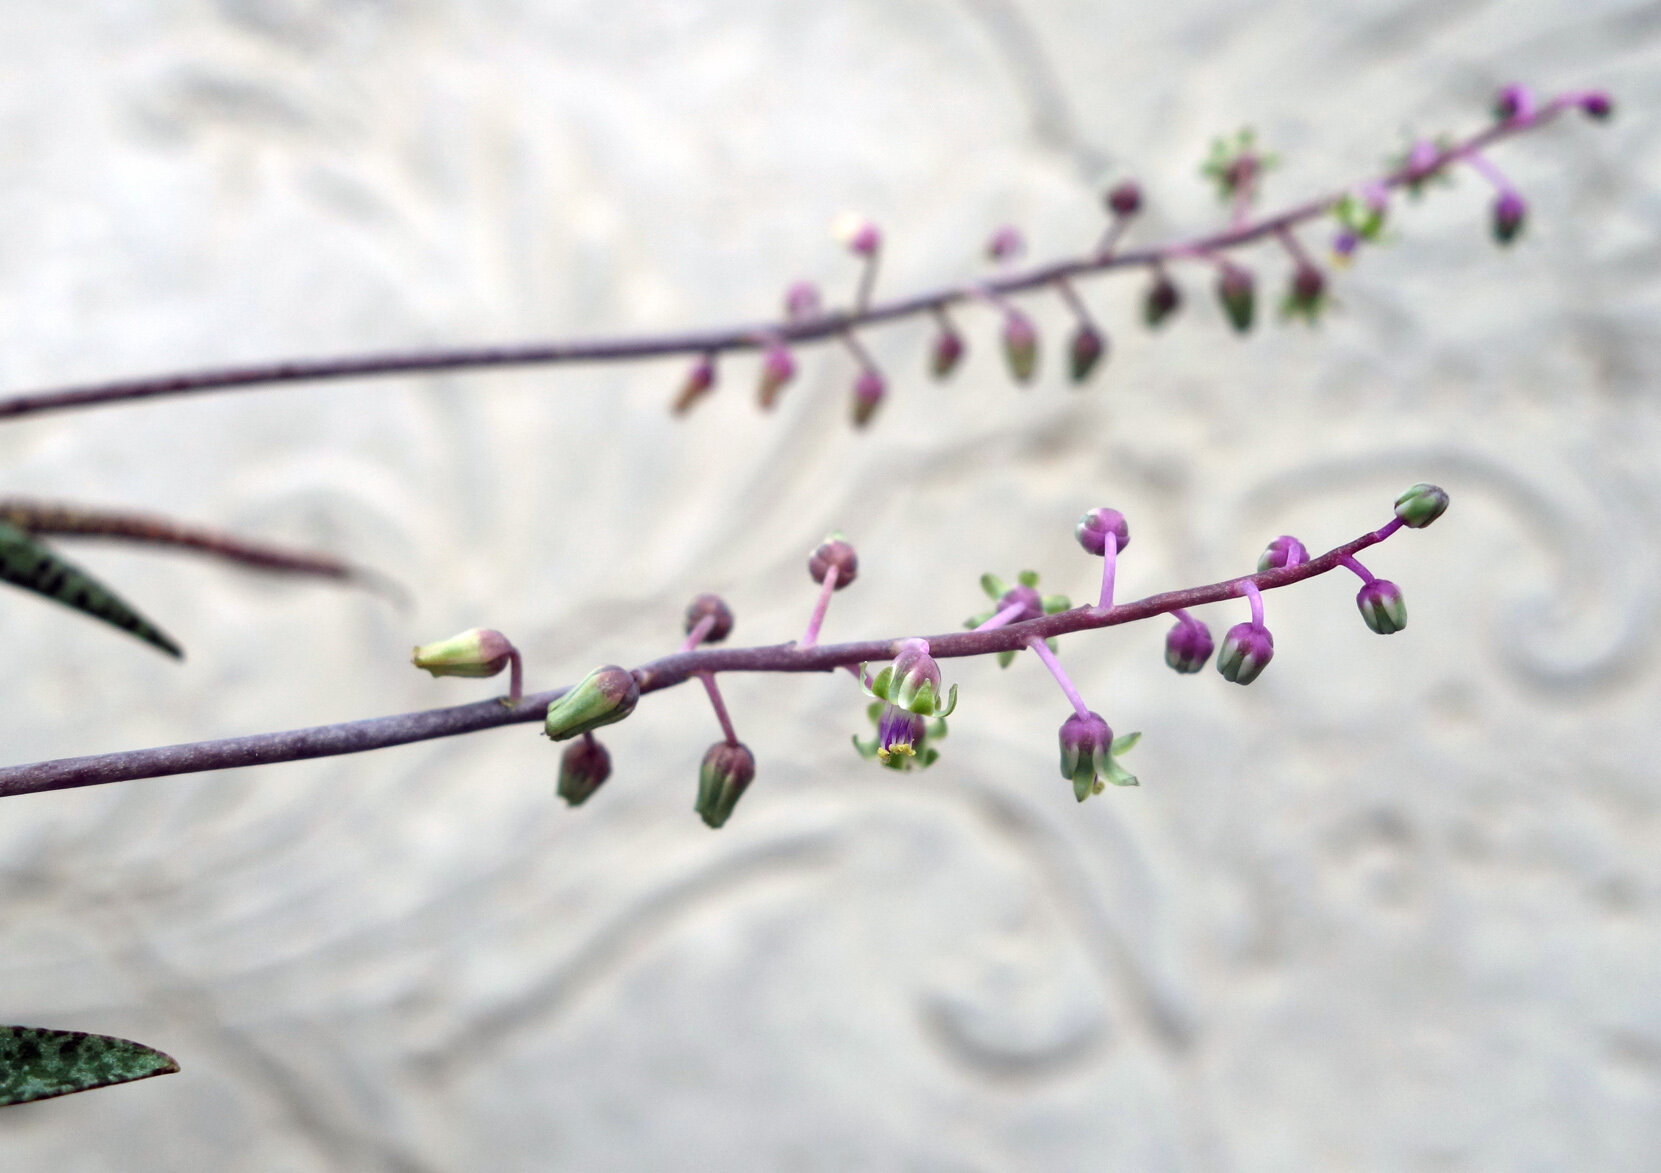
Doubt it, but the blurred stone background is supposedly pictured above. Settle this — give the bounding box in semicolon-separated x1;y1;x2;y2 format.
0;0;1654;1168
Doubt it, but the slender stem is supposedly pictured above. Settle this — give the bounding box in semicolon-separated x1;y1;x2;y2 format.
1274;225;1316;269
1171;607;1198;628
1095;216;1129;259
0;511;1416;795
974;600;1028;632
1339;555;1375;584
1055;278;1096;328
507;649;523;704
855;249;881;314
801;566;839;648
681;613;717;654
1098;531;1118;611
1373;516;1405;542
1028;636;1091;721
699;673;740;746
0;99;1578;423
840;330;877;372
1464;151;1517;197
1242;580;1264;628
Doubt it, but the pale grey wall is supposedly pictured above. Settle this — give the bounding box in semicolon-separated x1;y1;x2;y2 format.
0;2;1655;1169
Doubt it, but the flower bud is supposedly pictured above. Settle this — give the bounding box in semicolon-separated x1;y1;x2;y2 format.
695;741;756;829
1075;508;1130;556
867;637;956;717
809;536;858;588
1285;263;1325;320
1059;711;1112;802
1068;324;1106;383
1356;580;1407;635
1164;618;1214;674
1393;483;1449;529
985;225;1025;262
557;734;612;807
1493;84;1536;124
672;355;716;415
784;281;822;320
851;368;885;427
1581;92;1613;121
1001;310;1039;383
1143;273;1181;329
1217;622;1274;685
684;593;734;643
545;665;639;741
833;213;881;257
930;327;965;378
1492;192;1526;245
757;344;796;409
1257;535;1309;572
1217;265;1255;333
1106;180;1142;217
412;628;514;678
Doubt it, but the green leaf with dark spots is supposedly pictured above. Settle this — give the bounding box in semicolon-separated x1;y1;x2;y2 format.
0;1026;179;1105
0;522;182;658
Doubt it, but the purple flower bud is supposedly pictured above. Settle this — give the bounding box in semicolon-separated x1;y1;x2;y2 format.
784;281;822;320
1216;265;1255;333
930;327;965;378
1393;483;1449;529
684;593;734;643
867;637;957;717
1492;192;1527;245
809;536;859;588
1217;622;1274;685
545;665;640;740
1356;579;1407;635
412;628;515;679
1075;508;1130;556
834;214;882;258
1164;618;1214;674
1068;323;1106;383
557;734;612;807
1493;84;1537;124
695;741;756;829
1107;180;1142;217
1581;92;1613;121
1059;710;1113;802
757;344;796;409
996;583;1044;623
1143;273;1181;329
672;355;716;415
1002;310;1039;383
986;225;1025;263
851;367;886;427
1257;535;1309;573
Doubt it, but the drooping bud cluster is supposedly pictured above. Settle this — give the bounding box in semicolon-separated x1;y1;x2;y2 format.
545;665;639;741
695;741;756;828
1059;713;1140;801
684;593;734;643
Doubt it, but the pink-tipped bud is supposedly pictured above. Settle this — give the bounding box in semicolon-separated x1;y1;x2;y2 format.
1492;192;1527;245
986;226;1025;263
1068;324;1106;383
1075;508;1130;556
684;593;734;643
1493;84;1537;124
1107;180;1142;217
930;327;965;378
1580;91;1613;121
784;281;822;320
834;213;881;258
851;368;886;427
1257;535;1309;572
809;535;859;588
1002;310;1039;383
757;344;796;409
672;355;716;415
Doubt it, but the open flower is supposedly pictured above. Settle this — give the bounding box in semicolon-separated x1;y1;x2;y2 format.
853;701;946;770
1059;712;1142;801
854;639;958;768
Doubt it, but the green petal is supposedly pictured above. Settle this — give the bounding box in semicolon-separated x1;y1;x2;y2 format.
1017;569;1040;588
0;523;181;658
0;1026;179;1105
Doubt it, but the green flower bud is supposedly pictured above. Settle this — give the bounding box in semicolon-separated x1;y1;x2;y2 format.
1393;483;1449;529
1217;265;1255;333
412;628;515;679
545;665;639;741
1356;580;1408;635
696;741;756;828
1002;311;1039;383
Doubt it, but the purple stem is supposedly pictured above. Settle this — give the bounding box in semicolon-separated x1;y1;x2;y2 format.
1055;278;1097;329
1338;555;1375;584
506;649;523;705
1098;531;1118;611
801;565;840;649
0;511;1415;795
974;600;1029;632
699;673;740;746
0;98;1581;424
1095;216;1129;259
1464;151;1518;198
681;613;717;653
1274;225;1316;269
855;249;881;314
1028;636;1091;722
1242;580;1265;628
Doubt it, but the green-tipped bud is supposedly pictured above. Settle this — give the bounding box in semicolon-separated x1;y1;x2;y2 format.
930;327;966;378
1217;265;1255;333
545;665;639;741
1002;311;1039;383
1217;622;1274;685
412;628;515;679
1356;580;1408;635
696;741;756;828
1394;483;1449;529
557;734;612;806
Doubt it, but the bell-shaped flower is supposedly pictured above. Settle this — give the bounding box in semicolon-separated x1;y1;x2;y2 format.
1059;712;1142;801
